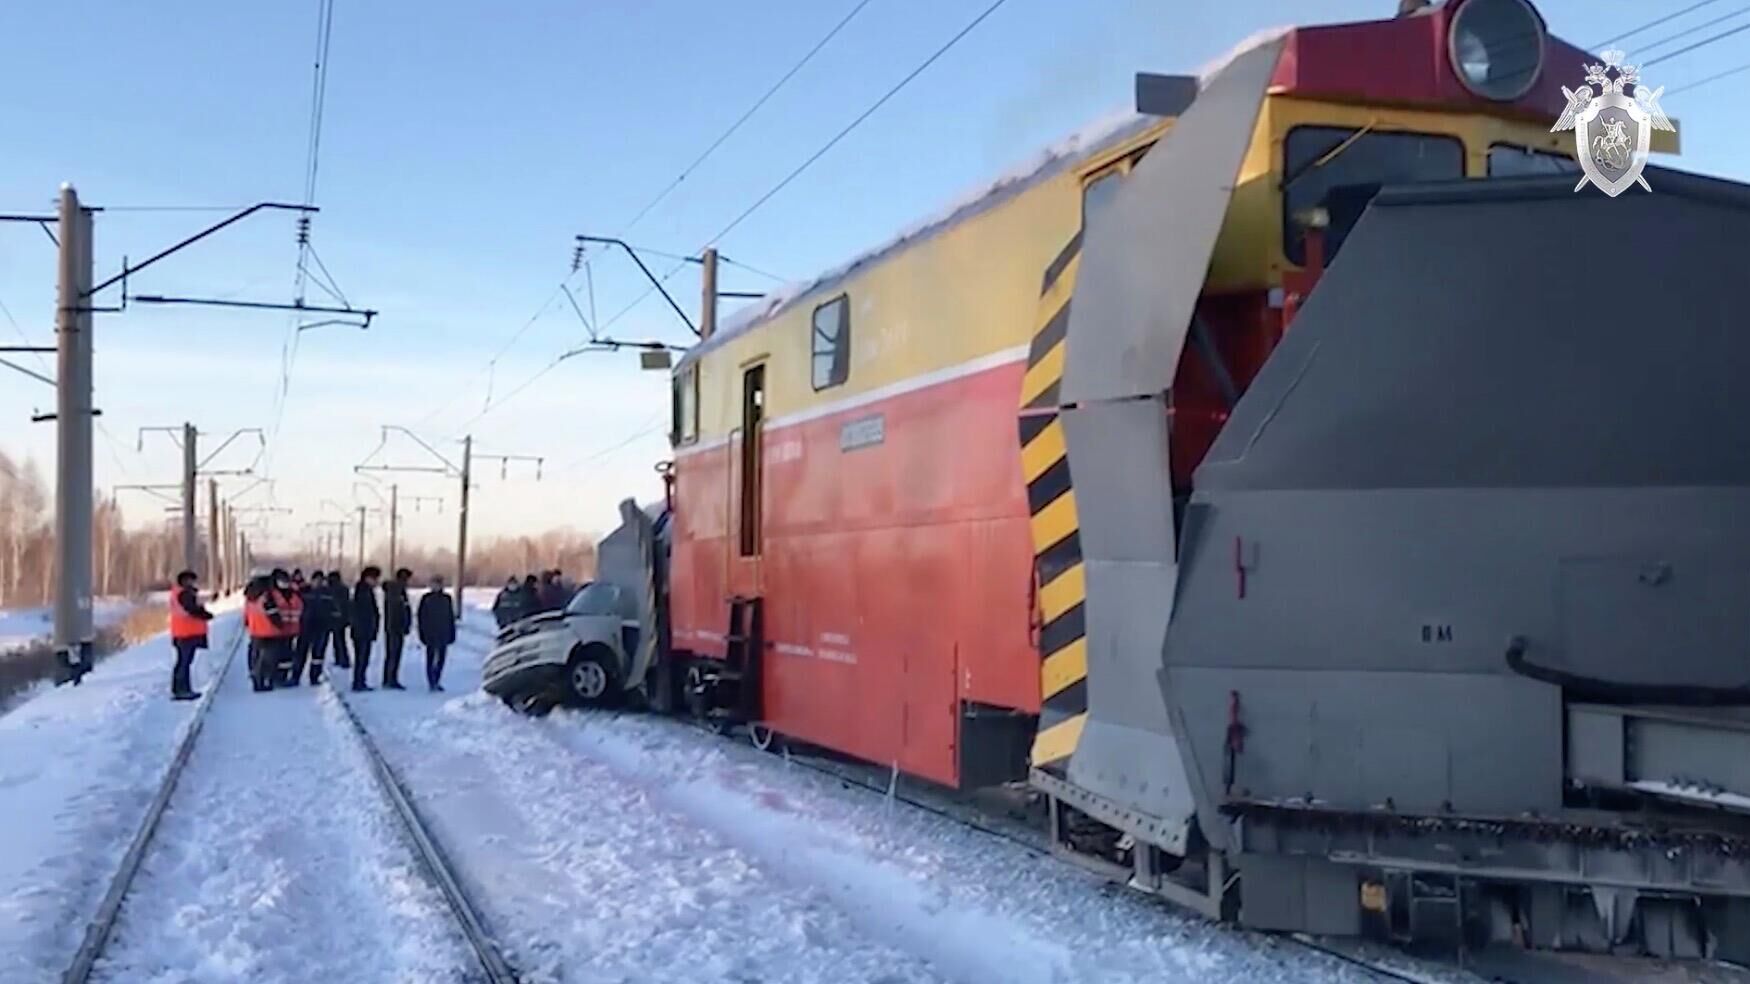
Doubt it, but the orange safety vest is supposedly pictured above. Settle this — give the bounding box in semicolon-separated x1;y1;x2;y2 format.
277;590;303;639
245;596;275;639
167;589;206;639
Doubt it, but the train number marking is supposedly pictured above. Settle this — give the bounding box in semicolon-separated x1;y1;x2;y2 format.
839;414;885;452
1420;622;1454;644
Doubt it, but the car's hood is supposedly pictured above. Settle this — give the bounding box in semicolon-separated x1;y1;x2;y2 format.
495;610;569;644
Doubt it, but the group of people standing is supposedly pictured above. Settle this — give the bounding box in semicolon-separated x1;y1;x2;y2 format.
228;565;457;696
490;569;574;628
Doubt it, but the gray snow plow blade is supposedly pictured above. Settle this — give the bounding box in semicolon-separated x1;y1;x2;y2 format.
1168;170;1750;948
1050;35;1284;854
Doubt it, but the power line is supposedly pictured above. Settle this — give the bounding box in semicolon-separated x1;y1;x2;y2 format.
1593;0;1725;48
266;0;341;475
1646;19;1750;65
616;0;877;237
703;0;1011;249
1635;4;1750;55
442;0;1010;436
1669;57;1750;93
0;292;49;375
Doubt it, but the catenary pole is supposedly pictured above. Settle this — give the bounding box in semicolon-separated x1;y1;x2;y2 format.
456;436;472;620
357;505;366;570
389;484;399;572
53;185;95;682
181;422;198;572
208;478;220;583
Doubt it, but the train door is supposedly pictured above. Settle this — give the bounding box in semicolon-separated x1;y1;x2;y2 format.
729;363;765;598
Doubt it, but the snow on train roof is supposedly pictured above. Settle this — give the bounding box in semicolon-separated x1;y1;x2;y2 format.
682;25;1292;365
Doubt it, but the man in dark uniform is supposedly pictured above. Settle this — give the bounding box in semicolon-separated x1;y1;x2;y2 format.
167;569;214;700
290;571;334;685
351;566;382;692
381;567;413;690
416;574;457;691
328;568;352;669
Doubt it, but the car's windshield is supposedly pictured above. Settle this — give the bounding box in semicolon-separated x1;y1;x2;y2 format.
564;582;621;617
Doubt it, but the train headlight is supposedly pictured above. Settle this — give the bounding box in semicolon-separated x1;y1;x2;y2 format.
1447;0;1545;102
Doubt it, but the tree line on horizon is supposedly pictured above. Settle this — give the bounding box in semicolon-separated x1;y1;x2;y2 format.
1;447;601;607
257;529;600;589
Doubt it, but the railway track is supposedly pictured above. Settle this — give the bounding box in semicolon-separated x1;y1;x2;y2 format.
59;624;521;984
679;718;1472;984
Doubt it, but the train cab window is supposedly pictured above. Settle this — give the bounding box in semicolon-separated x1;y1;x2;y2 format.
672;364;698;445
1487;144;1580;176
1282;126;1465;266
1082;167;1125;226
811;295;850;391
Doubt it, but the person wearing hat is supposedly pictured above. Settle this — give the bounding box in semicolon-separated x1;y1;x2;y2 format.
350;566;383;691
245;568;295;691
167;569;214;700
381;567;414;690
327;569;352;670
416;574;457;691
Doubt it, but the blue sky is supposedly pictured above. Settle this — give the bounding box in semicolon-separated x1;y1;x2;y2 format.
0;0;1744;556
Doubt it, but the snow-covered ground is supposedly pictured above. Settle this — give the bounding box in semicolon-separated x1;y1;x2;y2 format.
0;597;140;653
92;632;473;983
0;592;1493;982
0;615;240;981
336;604;1411;984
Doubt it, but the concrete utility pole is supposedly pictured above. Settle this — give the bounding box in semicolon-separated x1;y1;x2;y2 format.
389;484;399;572
181;423;198;572
208;478;221;586
700;246;719;339
456;435;472;613
53;185;95;682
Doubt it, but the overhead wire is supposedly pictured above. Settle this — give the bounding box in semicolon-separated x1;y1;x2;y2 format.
704;0;1010;248
405;2;864;434
615;0;877;238
1668;57;1750;93
451;0;1011;432
1633;3;1750;55
265;0;340;478
1645;19;1750;64
1592;0;1725;48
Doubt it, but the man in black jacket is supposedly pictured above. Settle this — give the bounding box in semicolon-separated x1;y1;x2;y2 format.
328;569;352;670
350;566;382;692
168;569;214;700
492;576;524;629
290;571;334;686
381;567;413;690
416;575;457;691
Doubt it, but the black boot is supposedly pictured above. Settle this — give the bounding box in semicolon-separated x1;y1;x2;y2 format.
172;690;200;701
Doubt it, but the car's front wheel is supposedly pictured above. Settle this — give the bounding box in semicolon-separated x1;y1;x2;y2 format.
565;644;623;709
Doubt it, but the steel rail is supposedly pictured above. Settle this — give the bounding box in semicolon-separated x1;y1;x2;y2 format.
678;717;1436;984
327;683;521;983
62;625;246;984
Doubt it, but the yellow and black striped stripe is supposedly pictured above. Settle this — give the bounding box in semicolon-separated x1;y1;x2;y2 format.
1019;233;1088;773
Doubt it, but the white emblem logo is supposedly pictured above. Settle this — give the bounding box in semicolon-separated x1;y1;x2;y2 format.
1551;49;1675;197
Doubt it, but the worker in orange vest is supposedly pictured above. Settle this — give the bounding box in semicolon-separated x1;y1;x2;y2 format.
277;573;306;687
246;569;298;691
168;569;214;701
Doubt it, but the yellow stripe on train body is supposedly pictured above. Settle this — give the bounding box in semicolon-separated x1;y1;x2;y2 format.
1028;490;1079;558
1041;638;1088;699
1018;339;1065;408
1020;419;1067;484
1031;712;1087;767
1038;561;1085;624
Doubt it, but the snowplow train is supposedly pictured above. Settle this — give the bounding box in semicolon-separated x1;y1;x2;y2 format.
498;0;1750;965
